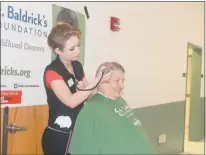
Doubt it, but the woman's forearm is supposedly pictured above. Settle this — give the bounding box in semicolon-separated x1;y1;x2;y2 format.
66;77;100;108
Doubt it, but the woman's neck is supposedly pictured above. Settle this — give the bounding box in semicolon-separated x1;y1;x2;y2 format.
59;56;73;72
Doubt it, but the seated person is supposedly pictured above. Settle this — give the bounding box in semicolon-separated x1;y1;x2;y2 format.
68;62;156;154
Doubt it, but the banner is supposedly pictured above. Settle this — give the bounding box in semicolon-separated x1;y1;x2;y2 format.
1;2;52;107
1;2;86;107
1;2;82;107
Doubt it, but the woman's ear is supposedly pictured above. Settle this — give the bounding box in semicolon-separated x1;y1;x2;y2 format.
54;48;62;55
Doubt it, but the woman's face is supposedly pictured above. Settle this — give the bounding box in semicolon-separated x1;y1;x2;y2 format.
56;36;80;61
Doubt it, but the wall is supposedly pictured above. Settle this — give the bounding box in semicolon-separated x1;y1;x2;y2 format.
51;2;204;108
1;2;204;154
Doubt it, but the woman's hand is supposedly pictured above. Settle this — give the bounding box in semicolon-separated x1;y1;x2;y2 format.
77;80;85;89
96;65;113;84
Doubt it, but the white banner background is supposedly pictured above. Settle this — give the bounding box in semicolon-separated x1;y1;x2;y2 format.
1;2;52;107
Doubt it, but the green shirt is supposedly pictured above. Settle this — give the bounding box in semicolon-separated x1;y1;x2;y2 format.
69;93;156;154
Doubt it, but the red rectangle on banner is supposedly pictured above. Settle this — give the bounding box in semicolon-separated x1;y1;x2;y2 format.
0;90;22;104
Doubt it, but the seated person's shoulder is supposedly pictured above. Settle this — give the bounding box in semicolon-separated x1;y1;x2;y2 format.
119;96;126;102
85;94;104;107
74;94;104;123
81;94;108;113
118;96;128;105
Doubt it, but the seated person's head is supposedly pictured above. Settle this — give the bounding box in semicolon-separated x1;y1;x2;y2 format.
96;62;125;99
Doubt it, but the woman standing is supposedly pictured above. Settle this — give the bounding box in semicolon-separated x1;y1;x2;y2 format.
41;23;111;155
